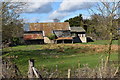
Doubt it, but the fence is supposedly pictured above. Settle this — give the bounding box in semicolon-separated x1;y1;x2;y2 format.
2;57;120;79
2;58;22;78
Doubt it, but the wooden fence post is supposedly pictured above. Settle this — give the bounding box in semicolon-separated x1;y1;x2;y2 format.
68;69;71;78
28;59;34;78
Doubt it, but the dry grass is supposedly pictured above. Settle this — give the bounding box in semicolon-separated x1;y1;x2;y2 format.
40;44;118;53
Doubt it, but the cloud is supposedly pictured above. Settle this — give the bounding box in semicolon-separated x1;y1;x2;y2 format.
40;19;53;22
82;15;91;19
22;2;53;13
18;0;55;13
58;0;94;12
48;0;95;20
23;17;40;23
49;10;70;20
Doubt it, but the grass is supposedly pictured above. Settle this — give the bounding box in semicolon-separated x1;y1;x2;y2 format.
2;40;118;77
81;40;118;45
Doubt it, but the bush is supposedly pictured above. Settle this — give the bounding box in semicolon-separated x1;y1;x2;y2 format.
47;33;56;40
10;37;24;46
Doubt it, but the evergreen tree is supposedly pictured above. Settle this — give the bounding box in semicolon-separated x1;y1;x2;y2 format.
64;14;83;27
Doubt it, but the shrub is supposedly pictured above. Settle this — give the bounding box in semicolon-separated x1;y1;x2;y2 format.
10;37;24;46
47;33;56;40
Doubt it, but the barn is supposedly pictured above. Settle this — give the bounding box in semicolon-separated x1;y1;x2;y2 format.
23;22;87;44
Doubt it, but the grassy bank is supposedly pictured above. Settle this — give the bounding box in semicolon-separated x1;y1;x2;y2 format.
2;40;118;77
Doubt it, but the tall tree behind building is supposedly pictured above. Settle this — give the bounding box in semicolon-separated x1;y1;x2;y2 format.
64;14;83;27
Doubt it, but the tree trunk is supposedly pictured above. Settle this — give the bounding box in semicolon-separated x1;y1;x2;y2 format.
107;36;113;62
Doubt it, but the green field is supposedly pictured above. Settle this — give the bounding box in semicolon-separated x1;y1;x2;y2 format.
2;40;118;77
81;40;118;45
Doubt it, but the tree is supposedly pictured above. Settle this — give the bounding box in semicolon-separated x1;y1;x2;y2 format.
1;2;25;46
89;1;120;61
64;14;84;27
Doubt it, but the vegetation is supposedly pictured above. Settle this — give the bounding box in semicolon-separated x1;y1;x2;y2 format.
47;33;56;40
64;2;119;62
82;40;118;45
89;2;119;61
64;14;83;27
64;3;119;41
1;2;24;46
2;40;118;77
1;1;119;78
65;15;119;40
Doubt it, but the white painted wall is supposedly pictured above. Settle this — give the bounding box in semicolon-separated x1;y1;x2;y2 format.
79;37;87;43
44;37;53;43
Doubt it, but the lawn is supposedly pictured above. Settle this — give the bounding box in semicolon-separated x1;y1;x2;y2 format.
2;40;118;77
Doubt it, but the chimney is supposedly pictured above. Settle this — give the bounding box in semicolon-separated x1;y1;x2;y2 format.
53;18;60;22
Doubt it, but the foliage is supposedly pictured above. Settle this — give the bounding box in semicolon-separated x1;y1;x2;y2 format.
10;37;24;46
64;3;119;40
47;33;56;40
1;2;24;46
64;14;84;27
90;14;118;40
89;2;119;61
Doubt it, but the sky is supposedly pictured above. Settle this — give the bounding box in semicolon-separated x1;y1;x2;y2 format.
17;0;99;23
16;0;118;23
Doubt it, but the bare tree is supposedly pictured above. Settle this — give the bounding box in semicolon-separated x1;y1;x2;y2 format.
89;1;120;61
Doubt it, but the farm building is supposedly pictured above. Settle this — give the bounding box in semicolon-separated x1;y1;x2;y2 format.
23;22;87;44
71;27;87;43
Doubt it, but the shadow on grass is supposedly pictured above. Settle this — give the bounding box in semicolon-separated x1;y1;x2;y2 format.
2;46;94;57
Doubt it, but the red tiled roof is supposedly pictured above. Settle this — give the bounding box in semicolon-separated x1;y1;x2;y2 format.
29;22;70;36
23;34;44;40
55;37;73;40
